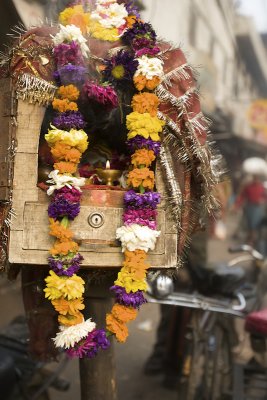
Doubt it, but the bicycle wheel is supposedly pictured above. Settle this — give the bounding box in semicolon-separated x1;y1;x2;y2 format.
180;310;233;400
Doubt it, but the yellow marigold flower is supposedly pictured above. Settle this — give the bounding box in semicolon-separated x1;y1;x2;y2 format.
57;85;80;101
44;271;85;301
131;149;156;168
114;269;148;293
52;98;78;113
45;126;89;154
89;20;119;42
59;5;90;34
131;93;159;117
126;112;164;141
127;167;155;190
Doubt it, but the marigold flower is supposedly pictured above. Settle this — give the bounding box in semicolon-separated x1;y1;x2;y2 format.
49;218;73;242
50;240;79;256
111;304;137;323
58;312;84;326
131;93;159;116
126;112;164;142
89;20;119;42
127;168;155;190
54;161;78;174
52;297;85;316
114;268;148;293
126;15;138;28
131;149;156;168
59;5;90;34
133;75;161;91
106;314;128;343
57;85;80;101
123;249;150;280
44;270;85;300
52;98;78;113
45;126;88;154
51;143;82;164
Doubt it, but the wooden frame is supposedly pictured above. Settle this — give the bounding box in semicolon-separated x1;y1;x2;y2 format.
0;78;178;269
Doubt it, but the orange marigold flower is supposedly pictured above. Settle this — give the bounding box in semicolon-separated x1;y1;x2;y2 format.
51;143;82;163
133;75;161;91
52;297;85;315
50;240;79;256
106;314;129;343
111;304;137;323
126;15;138;28
127;168;155;190
52;98;78;113
58;311;84;326
54;161;78;174
123;249;150;280
57;85;80;101
69;13;90;34
131;149;156;168
131;93;160;116
49;218;73;242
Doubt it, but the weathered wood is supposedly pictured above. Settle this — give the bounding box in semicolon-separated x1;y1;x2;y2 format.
79;279;117;400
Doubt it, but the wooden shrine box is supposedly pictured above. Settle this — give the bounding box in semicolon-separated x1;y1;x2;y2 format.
0;78;178;269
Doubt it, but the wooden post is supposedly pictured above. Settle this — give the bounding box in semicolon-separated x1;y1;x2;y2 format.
79;275;117;400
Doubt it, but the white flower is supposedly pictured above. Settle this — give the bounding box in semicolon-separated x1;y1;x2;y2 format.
91;3;128;28
135;56;164;80
46;170;86;196
116;224;161;252
52;25;89;58
53;319;96;349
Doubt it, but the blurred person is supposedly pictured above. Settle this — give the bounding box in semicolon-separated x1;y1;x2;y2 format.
234;175;267;246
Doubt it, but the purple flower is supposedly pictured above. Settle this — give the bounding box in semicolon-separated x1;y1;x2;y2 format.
123;208;157;229
124;190;161;210
135;46;161;58
54;187;82;203
126;136;161;155
122;21;157;46
103;50;138;87
48;253;84;277
54;64;87;86
125;0;141;18
111;286;147;309
53;111;86;130
66;329;110;358
83;81;118;109
54;41;85;67
48;198;80;220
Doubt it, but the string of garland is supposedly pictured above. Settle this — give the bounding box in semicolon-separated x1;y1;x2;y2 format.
43;0;165;358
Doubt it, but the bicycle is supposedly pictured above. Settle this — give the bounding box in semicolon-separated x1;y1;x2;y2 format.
146;245;264;400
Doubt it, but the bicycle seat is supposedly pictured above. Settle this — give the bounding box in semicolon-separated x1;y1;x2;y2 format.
211;264;246;296
245;308;267;336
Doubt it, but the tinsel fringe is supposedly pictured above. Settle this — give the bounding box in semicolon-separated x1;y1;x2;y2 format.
15;73;56;105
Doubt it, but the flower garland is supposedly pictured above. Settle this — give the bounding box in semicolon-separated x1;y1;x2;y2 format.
44;0;165;358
